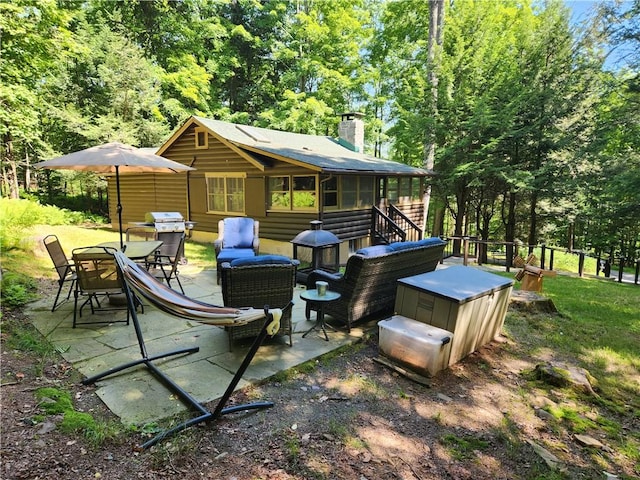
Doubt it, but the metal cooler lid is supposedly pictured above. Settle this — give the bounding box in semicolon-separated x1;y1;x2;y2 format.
398;266;514;304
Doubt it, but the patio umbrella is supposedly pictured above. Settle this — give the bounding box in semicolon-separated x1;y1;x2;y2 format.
34;142;195;249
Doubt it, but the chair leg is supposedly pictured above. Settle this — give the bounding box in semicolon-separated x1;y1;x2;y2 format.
72;289;80;328
288;319;293;347
51;281;65;312
174;274;184;294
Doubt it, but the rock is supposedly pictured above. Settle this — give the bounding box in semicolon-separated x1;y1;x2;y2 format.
36;421;57;435
574;434;605;449
530;395;557;409
534;362;598;396
437;393;453;403
526;439;563;470
535;408;555;422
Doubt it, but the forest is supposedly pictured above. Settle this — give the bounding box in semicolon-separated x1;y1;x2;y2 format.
1;0;638;261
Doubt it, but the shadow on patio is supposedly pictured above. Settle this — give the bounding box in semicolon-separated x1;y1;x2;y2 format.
25;265;372;427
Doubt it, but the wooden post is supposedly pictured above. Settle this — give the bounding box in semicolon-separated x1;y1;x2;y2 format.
549;249;555;271
618;257;625;283
541;244;546;270
578;251;585;277
463;237;469;266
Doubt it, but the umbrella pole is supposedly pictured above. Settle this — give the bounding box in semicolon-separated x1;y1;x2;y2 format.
116;166;124;250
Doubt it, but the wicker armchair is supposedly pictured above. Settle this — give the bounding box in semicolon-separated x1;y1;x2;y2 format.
214;218;260;284
306;238;446;332
220;255;299;350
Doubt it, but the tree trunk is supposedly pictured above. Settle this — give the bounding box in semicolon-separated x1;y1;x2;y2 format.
568;222;574;251
505;191;517;267
3;134;20;199
24;150;31;193
452;188;466;256
422;0;445;234
528;190;538;253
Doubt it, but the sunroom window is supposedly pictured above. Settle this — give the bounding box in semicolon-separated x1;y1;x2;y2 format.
386;177;422;204
268;175;317;211
324;176;375;210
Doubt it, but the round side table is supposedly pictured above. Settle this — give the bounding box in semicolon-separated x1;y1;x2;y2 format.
300;289;341;341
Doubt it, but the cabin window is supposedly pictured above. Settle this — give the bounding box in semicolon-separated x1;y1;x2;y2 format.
324;177;338;208
206;173;245;214
360;177;374;206
385;177;422;204
324;176;375;210
195;127;208;149
268;175;317;211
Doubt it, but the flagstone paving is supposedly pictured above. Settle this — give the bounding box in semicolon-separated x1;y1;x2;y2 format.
26;266;370;426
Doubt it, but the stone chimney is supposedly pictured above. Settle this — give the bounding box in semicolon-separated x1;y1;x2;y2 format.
338;112;365;153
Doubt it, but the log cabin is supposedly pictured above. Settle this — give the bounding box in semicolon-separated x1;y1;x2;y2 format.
108;113;433;260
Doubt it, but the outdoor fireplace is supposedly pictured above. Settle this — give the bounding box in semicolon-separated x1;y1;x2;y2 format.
291;220;341;284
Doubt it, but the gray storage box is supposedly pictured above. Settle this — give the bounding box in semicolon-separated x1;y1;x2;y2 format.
378;315;453;377
395;266;513;365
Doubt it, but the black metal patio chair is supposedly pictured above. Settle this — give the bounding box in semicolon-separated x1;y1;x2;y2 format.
43;235;77;312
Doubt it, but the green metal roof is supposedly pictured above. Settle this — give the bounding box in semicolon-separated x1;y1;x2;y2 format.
193;116;429;176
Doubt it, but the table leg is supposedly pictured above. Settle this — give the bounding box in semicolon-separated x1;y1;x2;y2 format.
302;305;330;341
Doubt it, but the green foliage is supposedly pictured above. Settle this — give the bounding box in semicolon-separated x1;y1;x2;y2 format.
2;0;638;268
0;198;100;251
4;318;54;356
35;387;74;415
0;271;38;308
440;433;490;460
34;387;118;445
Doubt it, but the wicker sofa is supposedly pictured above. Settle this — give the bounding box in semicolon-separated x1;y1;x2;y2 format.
306;237;447;332
220;255;299;349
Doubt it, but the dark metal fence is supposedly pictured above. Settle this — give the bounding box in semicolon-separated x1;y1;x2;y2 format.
442;236;639;285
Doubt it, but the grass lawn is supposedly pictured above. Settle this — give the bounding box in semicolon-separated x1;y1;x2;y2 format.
507;274;640;407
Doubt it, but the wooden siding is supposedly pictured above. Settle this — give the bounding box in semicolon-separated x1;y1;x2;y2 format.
161;124;321;238
261;212;318;241
108;174;189;228
322;209;372;240
107;122;425;243
396;202;424;226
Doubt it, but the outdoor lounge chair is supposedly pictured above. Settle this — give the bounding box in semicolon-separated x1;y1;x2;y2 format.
220;255;299;349
82;250;287;450
214;217;260;284
43;235;77;312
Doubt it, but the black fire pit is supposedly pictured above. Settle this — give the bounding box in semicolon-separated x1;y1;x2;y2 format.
291;220;341;284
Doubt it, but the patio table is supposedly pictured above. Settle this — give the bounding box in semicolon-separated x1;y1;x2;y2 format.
301;289;341;341
97;240;163;261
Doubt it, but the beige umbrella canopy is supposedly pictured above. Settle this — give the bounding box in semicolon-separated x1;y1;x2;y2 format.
34;142;195;249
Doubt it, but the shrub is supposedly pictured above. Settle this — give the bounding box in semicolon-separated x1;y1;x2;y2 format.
0;271;38;308
0;198;105;251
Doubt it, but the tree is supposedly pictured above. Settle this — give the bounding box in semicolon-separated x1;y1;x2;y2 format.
0;0;76;197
